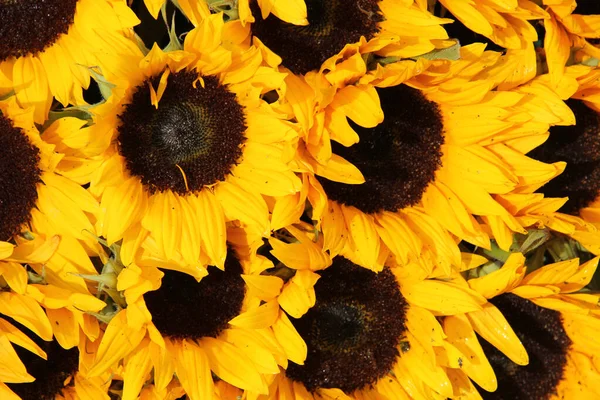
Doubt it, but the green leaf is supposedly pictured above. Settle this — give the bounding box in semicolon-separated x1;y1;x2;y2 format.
88;67;117;102
0;90;15;101
413;41;461;61
163;10;183;52
41;106;94;132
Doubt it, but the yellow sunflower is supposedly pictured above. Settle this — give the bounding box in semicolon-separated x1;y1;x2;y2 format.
443;252;600;399
139;0;307;25
434;0;548;89
0;242;110;399
239;0;453;77
0;97;105;291
87;13;301;271
85;234;306;400
503;64;600;255
264;224;495;399
0;0;139;123
283;44;571;272
543;0;600;84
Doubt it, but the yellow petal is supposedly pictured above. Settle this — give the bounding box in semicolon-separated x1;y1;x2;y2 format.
46;308;79;350
468;253;526;298
278;270;320;318
313;154;365;184
544;14;571;85
13;55;50;123
219;329;280;374
88;311;146;376
467;303;528;365
342;205;381;271
101;177;147;246
331;85;383;128
401;280;486;315
228;300;279;329
122;339;154;400
272;310;307;365
0;262;27;294
39;42;73;106
215;181;270;234
0;317;46;360
0;242;14;259
174;340;214;400
270;0;308;25
201;337;268;394
241;275;283;301
195;191;227;269
443;314;497;392
0;335;32;382
0;292;53;340
141;192;182;261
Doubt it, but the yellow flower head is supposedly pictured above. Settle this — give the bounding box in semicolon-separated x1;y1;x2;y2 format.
433;0;549;90
243;0;452;76
0;0;140;123
284;44;572;272
445;253;600;399
0;239;108;400
0;97;105;292
87;235;306;400
87;13;302;272
514;65;600;255
266;227;494;399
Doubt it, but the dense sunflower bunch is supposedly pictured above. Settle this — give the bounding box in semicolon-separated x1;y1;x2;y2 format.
1;0;600;399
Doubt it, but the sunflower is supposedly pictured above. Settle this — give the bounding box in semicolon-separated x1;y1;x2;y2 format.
512;65;600;255
433;0;548;89
0;239;110;399
87;13;301;271
542;0;600;84
285;44;571;272
85;234;307;400
0;0;139;123
1;326;111;400
442;252;600;399
0;97;105;290
243;0;453;77
264;226;495;399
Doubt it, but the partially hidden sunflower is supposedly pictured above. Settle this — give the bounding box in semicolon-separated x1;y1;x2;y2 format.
263;223;497;399
283;44;572;272
434;0;548;89
0;239;110;399
243;0;453;77
140;0;308;26
0;97;106;293
87;13;302;272
85;232;307;400
543;0;600;84
0;0;140;123
513;64;600;255
442;252;600;399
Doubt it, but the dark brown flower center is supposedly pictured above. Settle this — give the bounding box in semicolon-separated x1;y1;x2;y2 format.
317;84;444;214
529;99;600;214
285;257;408;393
117;70;246;194
0;111;41;241
477;293;571;400
250;0;382;75
574;0;600;15
0;0;78;61
143;249;246;340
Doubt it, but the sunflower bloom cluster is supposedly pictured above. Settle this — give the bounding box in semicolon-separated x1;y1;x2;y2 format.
0;0;600;399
